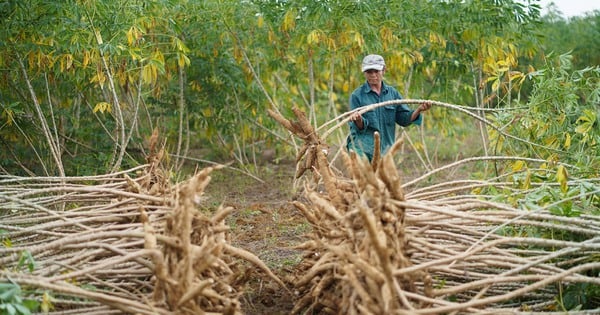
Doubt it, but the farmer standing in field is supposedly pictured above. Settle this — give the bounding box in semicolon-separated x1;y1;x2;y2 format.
346;54;432;161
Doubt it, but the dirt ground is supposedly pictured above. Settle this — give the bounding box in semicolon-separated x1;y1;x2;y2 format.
197;145;471;314
202;160;305;314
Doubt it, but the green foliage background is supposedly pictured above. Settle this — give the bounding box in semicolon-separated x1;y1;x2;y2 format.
0;0;598;179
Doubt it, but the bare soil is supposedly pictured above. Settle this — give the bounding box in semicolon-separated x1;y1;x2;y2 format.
202;160;303;315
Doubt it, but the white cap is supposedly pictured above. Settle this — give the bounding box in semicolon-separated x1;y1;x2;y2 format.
361;54;385;72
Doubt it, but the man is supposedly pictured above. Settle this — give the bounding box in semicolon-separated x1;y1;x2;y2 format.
346;54;432;161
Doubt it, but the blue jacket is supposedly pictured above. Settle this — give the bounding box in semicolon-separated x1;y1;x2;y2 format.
346;81;422;160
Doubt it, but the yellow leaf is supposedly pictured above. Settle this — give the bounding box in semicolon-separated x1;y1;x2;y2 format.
412;141;424;151
28;51;37;69
177;52;190;68
60;54;73;72
487;45;495;58
127;27;135;46
190;81;202;92
290;85;299;95
575;122;592;134
353;32;364;48
512;160;526;172
461;28;477;42
233;45;242;63
257;15;264;28
576;110;594;123
268;30;275;43
413;51;423;63
242;125;252;140
307;30;320;45
93;102;112;114
400;52;412;68
429;32;436;43
83;50;90;67
493;133;504;152
342;81;349;93
153;50;165;64
508;43;518;56
142;63;156;85
94;29;103;45
328;38;336;51
485;75;498;83
523;170;531;189
2;109;14;126
497;59;509;69
173;37;190;53
281;9;296;32
548;155;559;167
556;164;568;193
544;135;558;148
2;237;12;248
46;53;57;69
564;133;571;149
482;57;496;74
508;71;523;81
491;78;500;91
41;291;54;313
91;71;106;87
575;109;596;135
381;26;394;43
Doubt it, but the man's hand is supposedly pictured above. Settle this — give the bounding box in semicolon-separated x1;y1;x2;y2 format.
350;111;364;130
411;101;433;122
417;101;432;113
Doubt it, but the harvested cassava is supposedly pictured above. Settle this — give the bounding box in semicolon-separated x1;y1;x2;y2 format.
269;106;600;314
0;137;285;314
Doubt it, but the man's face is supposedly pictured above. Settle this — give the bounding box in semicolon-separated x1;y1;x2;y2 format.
364;69;384;86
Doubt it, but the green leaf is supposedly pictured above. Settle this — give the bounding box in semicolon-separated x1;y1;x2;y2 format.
6;303;17;315
17;251;36;273
20;300;38;314
0;290;16;303
0;283;15;291
13;303;32;315
2;238;12;248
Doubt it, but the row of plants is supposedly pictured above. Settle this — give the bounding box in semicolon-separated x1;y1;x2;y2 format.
1;0;597;176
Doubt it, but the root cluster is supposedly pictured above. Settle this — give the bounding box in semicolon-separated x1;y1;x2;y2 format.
1;108;599;314
270;107;600;314
0;136;283;314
